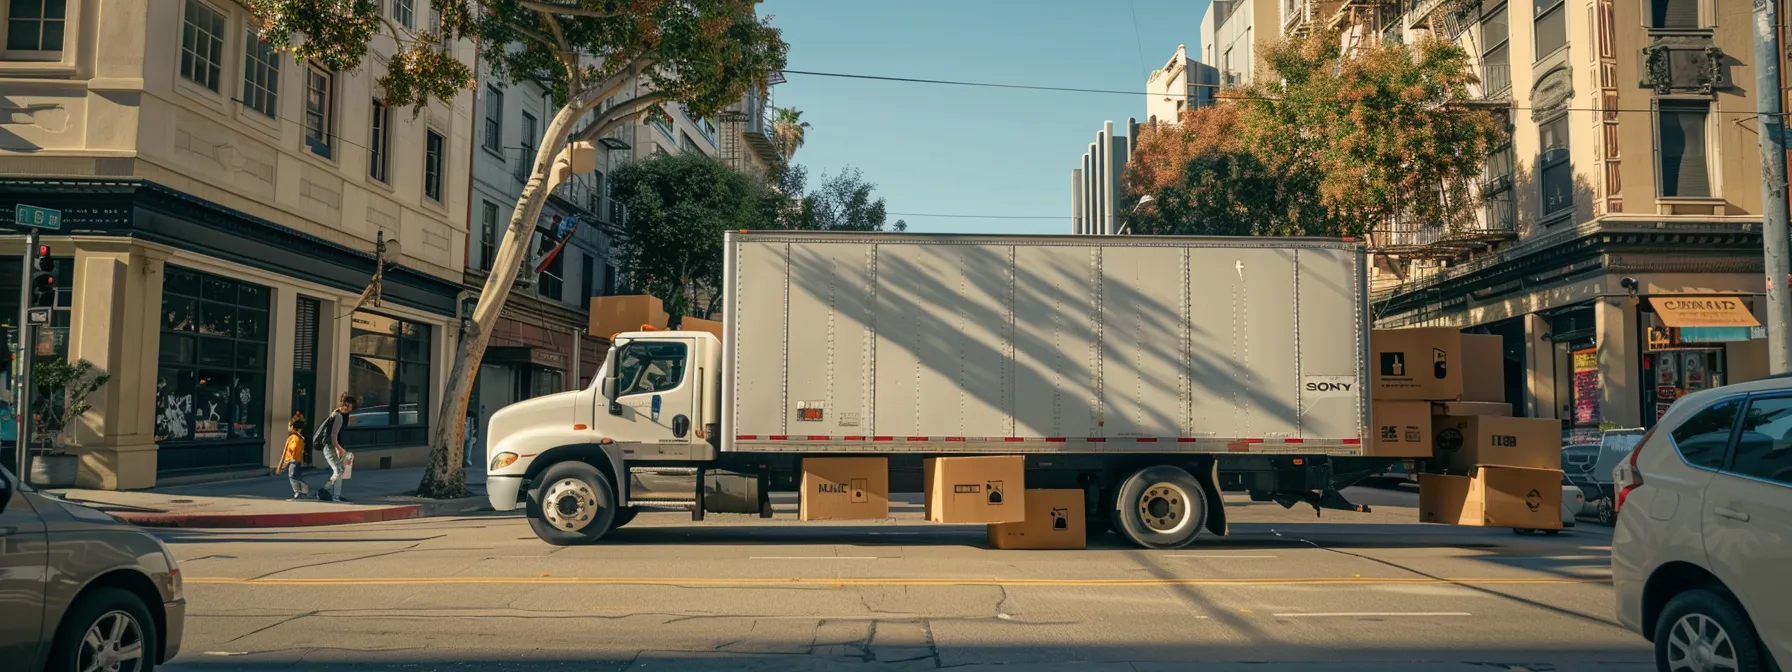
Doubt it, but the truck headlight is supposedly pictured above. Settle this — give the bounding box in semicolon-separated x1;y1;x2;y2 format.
490;452;519;472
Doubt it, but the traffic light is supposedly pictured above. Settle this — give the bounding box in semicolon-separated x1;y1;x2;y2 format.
28;244;54;308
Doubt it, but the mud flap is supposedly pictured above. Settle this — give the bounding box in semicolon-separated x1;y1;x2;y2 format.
1202;460;1228;537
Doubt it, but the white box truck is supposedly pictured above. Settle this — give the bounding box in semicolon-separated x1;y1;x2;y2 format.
487;232;1384;548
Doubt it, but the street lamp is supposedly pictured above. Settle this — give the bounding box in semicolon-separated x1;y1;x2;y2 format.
1117;195;1155;236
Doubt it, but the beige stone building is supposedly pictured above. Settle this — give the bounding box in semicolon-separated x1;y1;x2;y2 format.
1;0;475;487
1288;0;1774;439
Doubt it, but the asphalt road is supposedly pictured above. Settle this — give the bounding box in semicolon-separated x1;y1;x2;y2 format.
156;485;1651;671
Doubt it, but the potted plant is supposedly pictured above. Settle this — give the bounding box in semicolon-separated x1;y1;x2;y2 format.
26;357;110;488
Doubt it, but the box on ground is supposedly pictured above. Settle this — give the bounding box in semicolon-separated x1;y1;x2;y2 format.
924;456;1025;524
987;489;1086;550
799;457;890;521
1461;334;1505;403
1371;328;1465;401
1433;415;1562;472
1432;401;1512;417
1370;401;1433;457
1420;466;1563;530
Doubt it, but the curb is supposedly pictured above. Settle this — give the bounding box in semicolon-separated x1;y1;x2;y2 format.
109;498;490;529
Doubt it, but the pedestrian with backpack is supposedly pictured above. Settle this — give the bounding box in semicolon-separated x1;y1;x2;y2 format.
314;393;357;502
279;412;311;499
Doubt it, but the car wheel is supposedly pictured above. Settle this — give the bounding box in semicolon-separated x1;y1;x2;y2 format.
527;461;619;546
1112;465;1207;550
1596;496;1617;526
49;587;157;672
1542;529;1561;536
1655;589;1768;672
1513;528;1536;535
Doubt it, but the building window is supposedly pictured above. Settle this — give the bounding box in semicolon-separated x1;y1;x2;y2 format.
1538;114;1572;219
347;311;431;444
516;111;537;182
1658;101;1711;198
4;0;67;55
369;99;390;182
155;268;270;472
1480;3;1510;95
1533;0;1566;60
581;253;596;301
242;30;281;118
537;229;564;300
483;86;502;152
651;107;674;141
424;129;444;201
678;131;696;154
303;63;334;159
1651;0;1698;30
392;0;413;29
480;201;498;271
180;0;226;92
1483;138;1515;230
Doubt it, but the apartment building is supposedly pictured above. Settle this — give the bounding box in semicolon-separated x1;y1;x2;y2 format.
0;0;475;488
1299;0;1774;439
1201;0;1282;88
1145;44;1220;126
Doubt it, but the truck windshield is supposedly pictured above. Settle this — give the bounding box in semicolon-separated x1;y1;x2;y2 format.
614;341;688;396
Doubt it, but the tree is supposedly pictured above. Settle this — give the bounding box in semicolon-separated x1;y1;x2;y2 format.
771;106;811;160
247;0;787;498
1122;31;1503;238
799;168;892;231
612;153;771;327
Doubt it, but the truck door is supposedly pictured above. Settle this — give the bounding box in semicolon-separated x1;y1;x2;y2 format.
604;338;699;451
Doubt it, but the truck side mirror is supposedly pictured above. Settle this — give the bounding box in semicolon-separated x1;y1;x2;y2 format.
603;375;622;416
673;414;690;438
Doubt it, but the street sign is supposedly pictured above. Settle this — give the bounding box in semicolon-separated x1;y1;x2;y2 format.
13;204;62;230
25;307;50;325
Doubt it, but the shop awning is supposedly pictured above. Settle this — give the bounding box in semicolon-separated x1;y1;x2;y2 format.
1649;297;1760;328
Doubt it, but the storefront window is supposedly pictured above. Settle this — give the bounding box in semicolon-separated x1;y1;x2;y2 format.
156;267;269;473
348;311;431;445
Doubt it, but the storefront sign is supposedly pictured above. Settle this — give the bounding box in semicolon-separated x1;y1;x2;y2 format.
1648;297;1760;328
1573;348;1601;426
1657;385;1679;402
1655;352;1678;385
1683;352;1707;390
1657;402;1674;422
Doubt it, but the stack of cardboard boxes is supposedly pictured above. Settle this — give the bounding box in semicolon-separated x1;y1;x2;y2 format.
798;456;1086;549
1370;328;1566;530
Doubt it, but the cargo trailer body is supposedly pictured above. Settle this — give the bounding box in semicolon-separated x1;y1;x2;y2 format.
722;232;1369;455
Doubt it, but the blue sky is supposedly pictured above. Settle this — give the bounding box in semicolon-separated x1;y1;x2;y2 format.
759;0;1211;235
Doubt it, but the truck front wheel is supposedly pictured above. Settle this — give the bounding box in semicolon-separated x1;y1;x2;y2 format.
528;461;619;546
1112;465;1208;549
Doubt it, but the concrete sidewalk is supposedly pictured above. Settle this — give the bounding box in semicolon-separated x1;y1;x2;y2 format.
50;466;491;528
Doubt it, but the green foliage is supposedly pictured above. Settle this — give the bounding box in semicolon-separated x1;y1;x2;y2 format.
29;357;111;449
771;106;811;160
1123;32;1505;238
770;166;896;232
611;153;772;322
247;0;788;118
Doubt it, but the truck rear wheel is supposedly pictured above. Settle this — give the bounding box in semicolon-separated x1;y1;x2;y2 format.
528;461;619;546
1112;465;1208;549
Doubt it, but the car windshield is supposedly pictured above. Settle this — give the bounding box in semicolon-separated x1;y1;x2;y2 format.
1603;431;1644;455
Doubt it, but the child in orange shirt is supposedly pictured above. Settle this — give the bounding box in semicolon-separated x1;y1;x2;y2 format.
280;412;311;500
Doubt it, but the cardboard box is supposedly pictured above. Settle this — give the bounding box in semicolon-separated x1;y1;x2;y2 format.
1420;466;1563;530
1462;334;1505;403
1371;328;1464;401
987;489;1086;550
1433;415;1563;472
1431;401;1513;417
1370;401;1433;457
799;457;890;521
924;456;1026;524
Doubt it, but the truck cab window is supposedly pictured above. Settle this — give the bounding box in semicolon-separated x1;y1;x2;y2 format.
614;342;688;396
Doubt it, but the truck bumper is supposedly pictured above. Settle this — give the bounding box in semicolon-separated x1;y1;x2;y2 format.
488;475;525;512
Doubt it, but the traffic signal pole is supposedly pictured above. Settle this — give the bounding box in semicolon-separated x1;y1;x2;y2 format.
14;229;35;478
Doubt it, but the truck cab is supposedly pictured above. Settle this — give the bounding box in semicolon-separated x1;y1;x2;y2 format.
485;331;722;536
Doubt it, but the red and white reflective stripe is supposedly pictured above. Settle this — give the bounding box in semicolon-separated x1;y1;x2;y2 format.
735;435;1365;444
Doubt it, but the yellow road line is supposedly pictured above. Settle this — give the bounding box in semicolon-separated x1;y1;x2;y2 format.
186;576;1610;588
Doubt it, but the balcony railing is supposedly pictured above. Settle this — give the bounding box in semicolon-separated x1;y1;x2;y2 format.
1475;62;1512;100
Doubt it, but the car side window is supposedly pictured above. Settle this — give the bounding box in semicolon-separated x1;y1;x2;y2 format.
613;342;688;397
1670;399;1738;470
1733;396;1792;486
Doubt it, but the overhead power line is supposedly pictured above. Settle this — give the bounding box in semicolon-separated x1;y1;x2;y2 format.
888;212;1069;220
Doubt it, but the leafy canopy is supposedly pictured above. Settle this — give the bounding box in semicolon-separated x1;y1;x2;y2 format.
247;0;788;116
611;152;772;320
1124;32;1505;237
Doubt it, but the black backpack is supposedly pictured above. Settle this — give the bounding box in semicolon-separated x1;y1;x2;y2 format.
312;412;339;450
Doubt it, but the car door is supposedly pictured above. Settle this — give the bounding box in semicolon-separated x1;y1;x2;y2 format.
1703;393;1792;665
605;339;699;453
0;467;48;666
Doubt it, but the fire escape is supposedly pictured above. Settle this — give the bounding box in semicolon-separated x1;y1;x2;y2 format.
719;73;786;181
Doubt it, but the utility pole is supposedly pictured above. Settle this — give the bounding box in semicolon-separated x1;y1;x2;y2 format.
14;229;36;478
1755;0;1792;374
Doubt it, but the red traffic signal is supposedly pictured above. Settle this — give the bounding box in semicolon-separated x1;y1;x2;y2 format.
28;245;55;308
